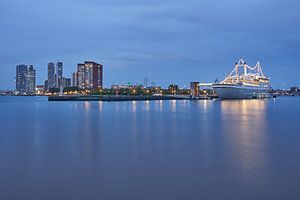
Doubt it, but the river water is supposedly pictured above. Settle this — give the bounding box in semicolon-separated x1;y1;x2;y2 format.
0;96;299;200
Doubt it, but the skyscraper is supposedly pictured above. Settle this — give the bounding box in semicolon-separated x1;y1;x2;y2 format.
72;72;78;87
56;61;63;89
92;62;103;89
27;65;36;94
84;62;94;89
44;80;49;92
47;62;55;89
16;64;36;94
16;65;28;93
77;63;85;89
47;61;64;91
77;61;103;89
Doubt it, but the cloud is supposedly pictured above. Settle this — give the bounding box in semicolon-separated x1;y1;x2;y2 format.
0;0;300;88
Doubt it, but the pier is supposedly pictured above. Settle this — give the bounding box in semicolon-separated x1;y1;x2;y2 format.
48;95;213;102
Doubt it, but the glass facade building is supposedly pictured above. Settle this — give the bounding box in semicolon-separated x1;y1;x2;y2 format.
16;64;36;94
47;62;55;89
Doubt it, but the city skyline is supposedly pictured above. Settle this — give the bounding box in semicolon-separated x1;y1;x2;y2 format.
1;0;300;89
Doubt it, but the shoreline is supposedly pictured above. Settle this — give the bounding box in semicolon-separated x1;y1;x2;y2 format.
48;95;212;102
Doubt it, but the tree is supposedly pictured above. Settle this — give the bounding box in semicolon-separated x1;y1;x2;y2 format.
63;87;78;93
49;88;60;94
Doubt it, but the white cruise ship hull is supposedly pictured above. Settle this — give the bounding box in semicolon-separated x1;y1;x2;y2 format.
213;84;270;99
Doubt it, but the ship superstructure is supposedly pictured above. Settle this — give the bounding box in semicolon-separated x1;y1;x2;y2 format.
213;59;270;99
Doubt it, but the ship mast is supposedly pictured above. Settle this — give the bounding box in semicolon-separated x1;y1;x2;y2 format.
244;62;247;76
235;62;238;80
221;58;267;84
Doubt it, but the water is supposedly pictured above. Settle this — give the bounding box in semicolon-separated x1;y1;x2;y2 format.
0;97;300;200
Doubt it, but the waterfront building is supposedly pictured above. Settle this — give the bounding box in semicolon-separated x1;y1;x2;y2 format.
168;84;179;95
47;61;64;91
16;64;36;94
77;61;103;89
27;65;36;94
47;62;55;89
72;72;78;87
56;61;63;89
290;87;299;94
145;86;162;94
190;82;200;97
44;80;49;92
85;62;94;89
62;77;71;89
36;85;45;95
16;65;28;94
77;64;85;89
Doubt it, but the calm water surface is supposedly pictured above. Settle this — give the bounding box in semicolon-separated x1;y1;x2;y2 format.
0;96;300;200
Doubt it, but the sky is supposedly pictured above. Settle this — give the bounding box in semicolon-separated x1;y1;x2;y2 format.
0;0;299;89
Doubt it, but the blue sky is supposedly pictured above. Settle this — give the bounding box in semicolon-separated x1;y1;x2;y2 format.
0;0;299;89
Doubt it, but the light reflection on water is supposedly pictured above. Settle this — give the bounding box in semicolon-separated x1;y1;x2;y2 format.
220;100;268;189
132;100;137;112
0;97;300;200
98;101;103;112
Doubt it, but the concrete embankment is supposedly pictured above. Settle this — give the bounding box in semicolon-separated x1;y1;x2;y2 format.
48;95;212;102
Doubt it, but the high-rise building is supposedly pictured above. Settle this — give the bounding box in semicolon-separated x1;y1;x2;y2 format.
16;64;36;94
77;61;103;89
72;72;78;87
92;62;103;89
44;80;49;92
62;77;71;89
47;62;55;89
84;62;94;89
27;65;36;94
56;61;63;89
47;61;63;91
77;64;85;89
16;65;28;93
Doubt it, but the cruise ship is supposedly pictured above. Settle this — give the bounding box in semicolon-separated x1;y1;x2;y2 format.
212;59;270;99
